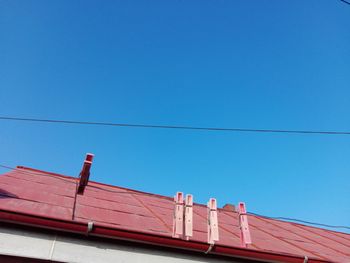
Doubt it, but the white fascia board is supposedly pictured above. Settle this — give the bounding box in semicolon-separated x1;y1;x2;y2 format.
0;226;243;263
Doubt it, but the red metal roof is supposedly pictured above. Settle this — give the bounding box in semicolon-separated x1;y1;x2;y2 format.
0;166;349;262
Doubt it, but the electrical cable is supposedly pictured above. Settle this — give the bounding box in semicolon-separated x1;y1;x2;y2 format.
340;0;350;5
1;116;350;136
248;212;350;230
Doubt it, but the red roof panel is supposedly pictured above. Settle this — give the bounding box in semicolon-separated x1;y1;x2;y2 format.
0;167;349;262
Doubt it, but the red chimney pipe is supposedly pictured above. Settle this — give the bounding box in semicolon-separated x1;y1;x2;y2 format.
77;153;94;194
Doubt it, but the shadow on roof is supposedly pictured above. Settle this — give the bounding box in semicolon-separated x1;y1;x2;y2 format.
0;188;18;199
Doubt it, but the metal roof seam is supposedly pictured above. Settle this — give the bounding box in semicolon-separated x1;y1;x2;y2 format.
130;192;173;233
193;208;261;250
16;166;73;178
3;173;75;188
87;183;176;202
77;202;158;219
1;194;74;210
0;180;75;202
254;215;350;257
220;211;261;250
247;216;329;261
248;212;350;236
78;195;145;208
292;224;350;249
13;167;76;184
307;226;350;242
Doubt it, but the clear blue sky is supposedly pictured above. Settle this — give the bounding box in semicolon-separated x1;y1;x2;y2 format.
1;0;349;232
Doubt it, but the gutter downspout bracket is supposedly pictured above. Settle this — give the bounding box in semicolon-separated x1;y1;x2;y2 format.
87;221;94;236
205;243;214;254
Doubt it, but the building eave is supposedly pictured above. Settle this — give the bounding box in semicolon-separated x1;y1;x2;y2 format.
0;209;330;263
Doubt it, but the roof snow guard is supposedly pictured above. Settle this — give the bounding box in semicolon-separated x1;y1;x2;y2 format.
0;155;349;263
237;202;252;248
172;192;193;240
207;198;219;246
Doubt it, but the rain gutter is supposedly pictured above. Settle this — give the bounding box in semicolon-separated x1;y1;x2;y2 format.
0;210;330;263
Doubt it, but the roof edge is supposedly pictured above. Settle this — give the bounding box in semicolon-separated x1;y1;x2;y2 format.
0;210;329;263
8;167;350;236
16;166;76;180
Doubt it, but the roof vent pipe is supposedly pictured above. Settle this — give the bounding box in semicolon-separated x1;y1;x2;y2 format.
77;153;94;194
222;204;235;212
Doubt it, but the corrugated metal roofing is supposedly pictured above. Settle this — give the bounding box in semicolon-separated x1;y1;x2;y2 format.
0;167;349;262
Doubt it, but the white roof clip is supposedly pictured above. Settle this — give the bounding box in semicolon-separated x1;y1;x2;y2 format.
184;194;193;240
172;192;194;240
237;202;252;247
173;192;184;238
207;198;219;245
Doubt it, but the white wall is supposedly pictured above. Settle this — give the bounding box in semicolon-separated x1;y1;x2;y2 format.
0;226;245;263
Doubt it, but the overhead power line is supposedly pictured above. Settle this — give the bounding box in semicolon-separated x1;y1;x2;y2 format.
0;116;350;136
340;0;350;5
0;163;349;231
248;212;350;231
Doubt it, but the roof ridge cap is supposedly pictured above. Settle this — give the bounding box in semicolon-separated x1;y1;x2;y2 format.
16;166;75;180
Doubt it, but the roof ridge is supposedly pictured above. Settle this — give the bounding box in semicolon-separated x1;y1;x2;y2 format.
14;167;224;209
13;166;204;206
16;166;75;180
